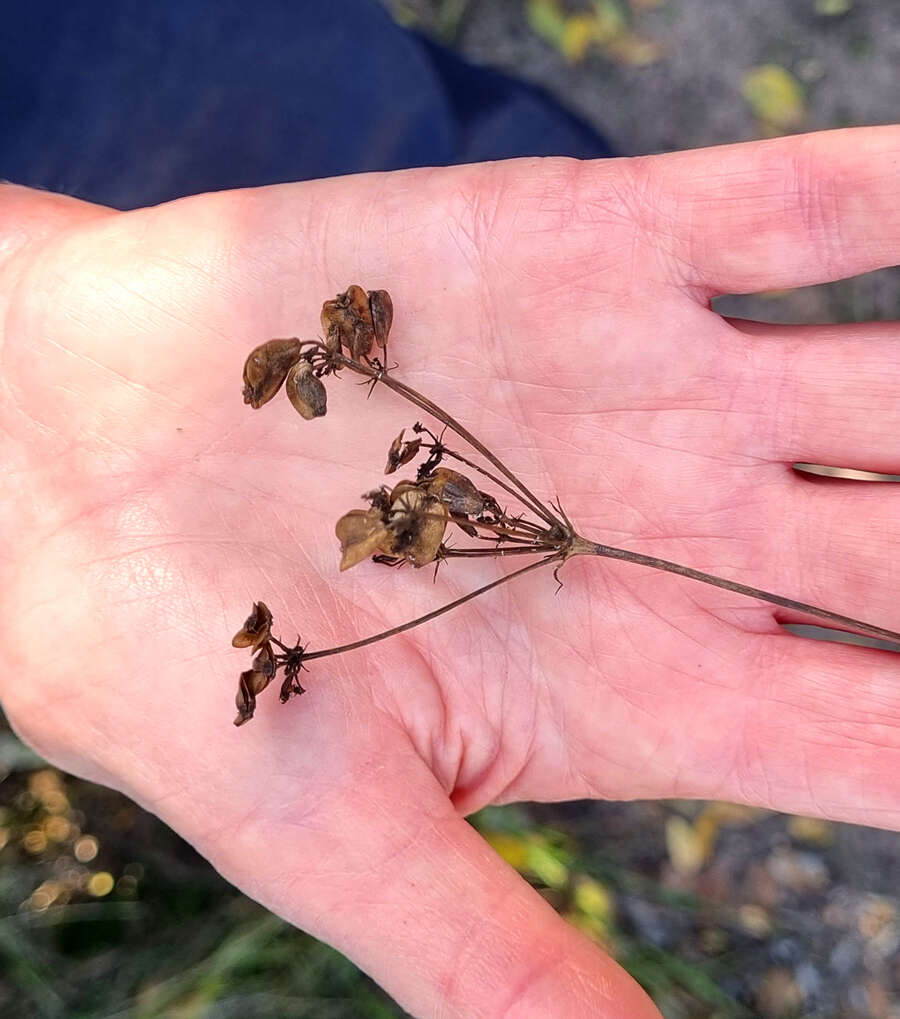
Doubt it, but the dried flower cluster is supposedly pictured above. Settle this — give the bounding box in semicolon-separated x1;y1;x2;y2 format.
232;601;308;726
231;285;900;726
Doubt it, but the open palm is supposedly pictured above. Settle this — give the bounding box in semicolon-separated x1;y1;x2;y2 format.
2;127;900;1018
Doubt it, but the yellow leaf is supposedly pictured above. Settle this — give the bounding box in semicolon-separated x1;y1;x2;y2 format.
741;64;805;130
526;0;567;49
525;840;570;889
561;14;598;64
484;831;529;870
787;815;834;846
815;0;852;14
666;815;709;875
738;903;772;938
572;876;614;924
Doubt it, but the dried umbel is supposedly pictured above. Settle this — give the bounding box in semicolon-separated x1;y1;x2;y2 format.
321;284;394;361
230;285;900;725
232;604;307;726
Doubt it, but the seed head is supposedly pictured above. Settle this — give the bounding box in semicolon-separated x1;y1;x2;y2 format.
242;339;302;409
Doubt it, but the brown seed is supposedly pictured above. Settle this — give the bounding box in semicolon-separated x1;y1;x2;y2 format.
320;286;378;361
385;429;422;474
388;479;421;509
335;509;394;571
387;486;449;567
242;339;302;409
407;496;448;568
320;300;344;353
345;285;373;329
426;468;485;517
286;360;327;420
369;289;393;347
252;643;276;678
232;601;274;651
234;666;275;726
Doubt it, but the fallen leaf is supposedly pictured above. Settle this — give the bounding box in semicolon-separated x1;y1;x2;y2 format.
561;14;597;63
666;816;705;874
814;0;852;14
483;831;529;870
741;64;805;131
525;839;570;889
525;0;567;49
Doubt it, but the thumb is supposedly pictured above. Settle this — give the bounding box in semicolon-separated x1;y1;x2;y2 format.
205;744;660;1019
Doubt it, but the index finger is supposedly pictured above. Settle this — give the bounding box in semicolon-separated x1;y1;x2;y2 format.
631;125;900;295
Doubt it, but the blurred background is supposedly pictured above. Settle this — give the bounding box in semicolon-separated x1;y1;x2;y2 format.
2;2;899;1017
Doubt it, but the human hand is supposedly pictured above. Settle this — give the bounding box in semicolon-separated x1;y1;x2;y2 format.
2;127;899;1018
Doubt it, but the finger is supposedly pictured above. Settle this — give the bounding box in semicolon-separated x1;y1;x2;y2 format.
726;319;900;472
694;631;900;829
191;739;660;1019
635;126;900;294
764;474;900;641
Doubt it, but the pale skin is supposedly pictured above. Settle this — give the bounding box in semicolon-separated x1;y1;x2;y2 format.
1;126;899;1018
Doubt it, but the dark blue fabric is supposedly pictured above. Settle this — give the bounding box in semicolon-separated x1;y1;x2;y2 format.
1;0;613;210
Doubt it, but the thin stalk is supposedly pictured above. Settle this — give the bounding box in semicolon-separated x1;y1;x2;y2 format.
302;553;560;663
587;540;900;645
451;516;545;544
340;356;562;530
462;531;542;546
423;433;548;526
440;545;554;558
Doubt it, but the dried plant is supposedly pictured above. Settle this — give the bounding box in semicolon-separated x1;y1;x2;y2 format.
232;285;900;726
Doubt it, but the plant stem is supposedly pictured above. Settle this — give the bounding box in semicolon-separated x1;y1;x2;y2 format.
451;516;545;543
340;356;562;530
302;553;561;663
441;545;555;558
583;540;900;646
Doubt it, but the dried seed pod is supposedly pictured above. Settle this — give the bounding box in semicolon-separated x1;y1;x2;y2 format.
406;495;448;568
286;360;328;420
426;468;485;517
321;285;377;361
345;284;373;329
242;338;302;409
320;300;344;353
389;479;420;508
388;486;449;568
232;601;274;651
335;508;394;571
252;642;276;679
234;664;276;727
369;289;393;347
385;429;422;474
